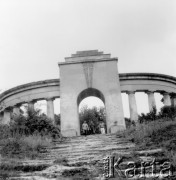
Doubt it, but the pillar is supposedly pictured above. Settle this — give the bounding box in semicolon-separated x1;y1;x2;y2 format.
162;92;171;106
145;91;156;112
173;97;176;107
46;98;55;124
13;104;21;116
28;100;36;111
2;107;12;125
170;93;176;107
0;113;3;124
126;91;138;122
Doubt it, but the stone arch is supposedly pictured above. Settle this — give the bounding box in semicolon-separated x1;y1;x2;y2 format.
77;88;105;106
77;88;106;135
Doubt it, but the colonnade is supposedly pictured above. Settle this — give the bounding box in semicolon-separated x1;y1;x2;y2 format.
125;91;176;123
0;97;57;125
1;91;176;125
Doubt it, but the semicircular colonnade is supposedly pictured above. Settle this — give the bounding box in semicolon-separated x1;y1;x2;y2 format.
0;73;176;125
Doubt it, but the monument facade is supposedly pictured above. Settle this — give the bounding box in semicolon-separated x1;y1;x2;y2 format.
59;50;126;137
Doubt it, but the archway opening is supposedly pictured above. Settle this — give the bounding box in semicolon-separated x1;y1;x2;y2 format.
77;88;106;136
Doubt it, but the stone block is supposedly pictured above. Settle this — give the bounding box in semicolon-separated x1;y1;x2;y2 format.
61;129;78;137
110;125;126;134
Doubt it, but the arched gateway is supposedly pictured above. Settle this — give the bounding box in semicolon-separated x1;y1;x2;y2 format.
59;50;126;137
1;50;176;137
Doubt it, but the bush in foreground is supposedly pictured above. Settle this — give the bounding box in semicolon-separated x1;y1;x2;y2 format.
1;134;52;159
138;106;176;124
123;118;176;167
0;108;61;158
10;109;60;138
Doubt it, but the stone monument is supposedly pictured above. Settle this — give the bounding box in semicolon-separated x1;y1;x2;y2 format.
58;50;126;137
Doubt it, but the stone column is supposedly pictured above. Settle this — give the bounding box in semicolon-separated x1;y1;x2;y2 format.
173;97;176;107
145;91;156;112
126;91;138;122
13;104;21;116
0;113;3;124
162;92;171;106
46;98;55;124
170;93;176;107
28;100;36;111
2;107;12;125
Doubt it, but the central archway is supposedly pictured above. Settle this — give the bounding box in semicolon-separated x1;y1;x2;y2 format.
77;88;105;105
77;88;106;135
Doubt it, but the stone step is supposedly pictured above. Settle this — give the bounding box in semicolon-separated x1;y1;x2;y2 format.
0;134;140;179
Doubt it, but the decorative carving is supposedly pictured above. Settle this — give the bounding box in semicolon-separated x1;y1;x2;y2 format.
82;62;94;88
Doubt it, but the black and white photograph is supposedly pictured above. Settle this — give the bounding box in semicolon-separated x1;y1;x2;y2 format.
0;0;176;179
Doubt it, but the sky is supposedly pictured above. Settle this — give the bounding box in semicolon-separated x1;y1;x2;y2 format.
0;0;176;117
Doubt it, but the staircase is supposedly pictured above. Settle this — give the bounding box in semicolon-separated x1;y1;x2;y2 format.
1;134;147;179
47;134;134;165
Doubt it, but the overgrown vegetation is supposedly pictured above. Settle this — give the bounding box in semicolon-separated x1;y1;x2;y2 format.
138;106;176;123
0;108;61;159
123;105;176;170
79;105;106;135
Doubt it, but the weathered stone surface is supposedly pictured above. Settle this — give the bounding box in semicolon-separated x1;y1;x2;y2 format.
0;134;134;179
59;51;126;136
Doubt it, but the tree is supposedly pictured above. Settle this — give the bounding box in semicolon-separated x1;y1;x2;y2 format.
138;107;157;123
159;106;176;120
10;108;61;138
54;114;60;125
79;105;106;135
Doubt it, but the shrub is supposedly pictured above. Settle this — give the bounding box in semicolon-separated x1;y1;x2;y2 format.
0;125;11;140
124;119;176;143
0;108;61;158
159;105;176;119
123;117;176;171
10;109;60;138
54;114;60;125
125;118;135;128
138;107;158;123
21;134;52;150
1;135;51;158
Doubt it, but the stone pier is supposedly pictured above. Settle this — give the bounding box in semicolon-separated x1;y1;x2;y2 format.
162;92;171;106
146;91;156;112
126;91;138;122
47;98;55;124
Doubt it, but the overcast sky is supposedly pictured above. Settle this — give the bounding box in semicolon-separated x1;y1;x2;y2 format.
0;0;176;116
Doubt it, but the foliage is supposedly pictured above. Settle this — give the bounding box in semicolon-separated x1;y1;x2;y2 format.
159;105;176;119
123;117;176;169
0;124;11;139
1;135;51;158
124;119;176;143
54;114;60;125
125;118;135;128
138;107;157;123
9;108;60;138
79;105;106;134
138;106;176;124
0;108;61;158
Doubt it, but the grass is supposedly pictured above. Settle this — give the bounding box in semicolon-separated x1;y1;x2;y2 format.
123;118;176;169
53;157;69;166
0;134;52;178
0;134;52;159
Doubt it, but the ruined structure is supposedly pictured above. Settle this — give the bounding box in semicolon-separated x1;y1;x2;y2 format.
0;50;176;137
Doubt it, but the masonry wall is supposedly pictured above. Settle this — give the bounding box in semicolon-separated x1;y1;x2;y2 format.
59;59;126;137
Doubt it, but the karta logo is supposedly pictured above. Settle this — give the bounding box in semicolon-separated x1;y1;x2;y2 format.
103;156;174;179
